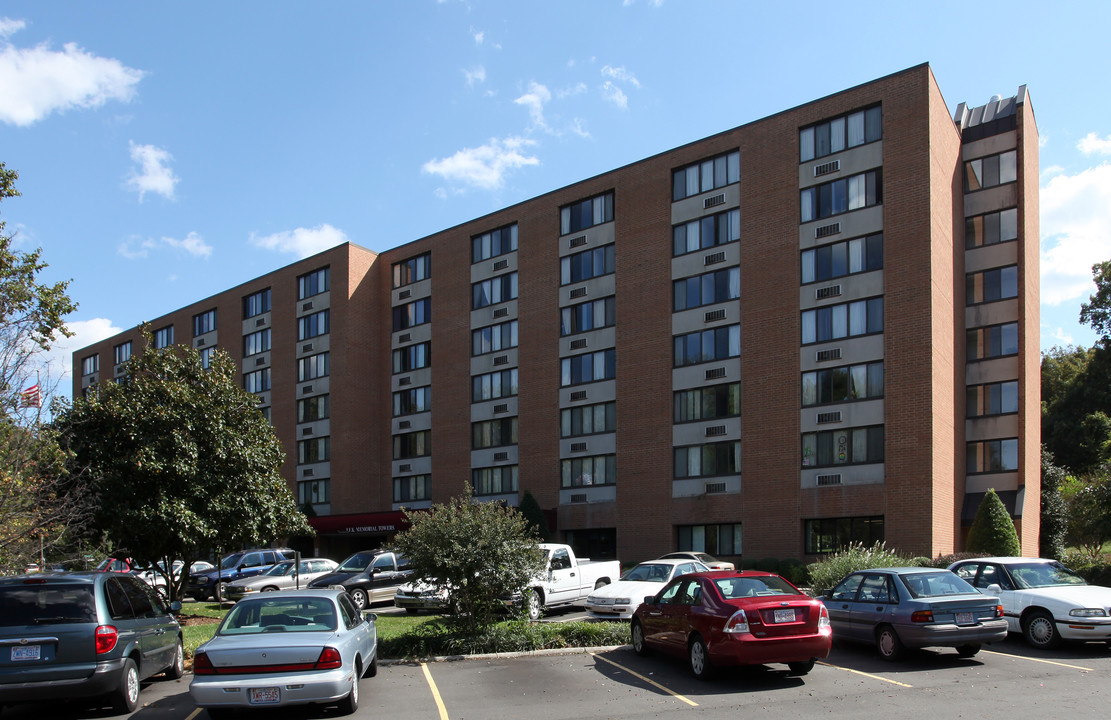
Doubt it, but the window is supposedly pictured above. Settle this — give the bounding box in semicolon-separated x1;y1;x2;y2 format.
298;479;330;505
967;438;1019;474
393;430;431;460
673;267;740;312
675;441;741;479
473;466;518;495
243;328;271;356
801;297;883;344
801;233;883;284
393;342;430;373
473;368;518;402
967;323;1019;361
393;386;431;416
672;151;741;201
561;296;615;336
802;425;884;467
560;245;615;286
394;475;431;502
967;265;1018;305
673;325;740;367
193;309;216;336
393;252;431;288
199;347;215;369
298;395;330;423
966;208;1018;249
154;325;174;349
243;368;271;394
243;288;271;318
473;223;518;263
298;352;329;382
472;418;518;449
672;208;740;257
299;310;330;340
674;383;741;423
81;354;99;376
802;361;884;406
964;150;1017;192
561;349;616;387
561;401;616;438
298;267;330;299
258;406;271;424
560;191;614;235
678;523;742;556
800;169;882;223
298;436;331;464
800;105;882;162
561;454;616;488
393;298;430;330
472;320;518;356
805;516;884;554
114;341;132;365
967;380;1019;417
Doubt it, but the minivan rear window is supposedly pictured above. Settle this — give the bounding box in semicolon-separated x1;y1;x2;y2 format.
0;584;97;626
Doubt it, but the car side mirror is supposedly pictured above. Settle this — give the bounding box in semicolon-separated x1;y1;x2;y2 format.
644;595;656;605
986;583;1002;594
170;600;183;613
362;611;378;622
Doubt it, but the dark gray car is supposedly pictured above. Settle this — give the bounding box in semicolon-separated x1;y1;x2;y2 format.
0;572;183;715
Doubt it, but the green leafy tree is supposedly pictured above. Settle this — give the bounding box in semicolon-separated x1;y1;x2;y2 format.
518;489;551;542
1042;344;1111;473
56;332;312;600
1080;259;1111;343
1060;465;1111;563
1040;448;1069;560
390;483;546;633
966;489;1021;556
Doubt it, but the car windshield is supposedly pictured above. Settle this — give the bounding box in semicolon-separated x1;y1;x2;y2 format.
715;575;799;599
218;597;338;635
220;553;246;570
262;561;294;577
337;552;376;572
1008;562;1087;589
622;563;675;583
0;584;97;626
899;572;978;598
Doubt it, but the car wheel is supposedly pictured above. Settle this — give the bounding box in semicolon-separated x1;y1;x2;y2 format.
215;582;229;603
1023;610;1060;649
337;673;360;715
594;579;610;590
787;659;815;675
689;635;712;680
349;588;368;611
164;638;185;679
261;585;279;593
876;625;904;662
110;657;140;713
527;588;543;621
631;620;650;656
956;644;981;658
364;651;378;678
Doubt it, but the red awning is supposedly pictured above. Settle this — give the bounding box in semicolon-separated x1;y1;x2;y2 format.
308;511;410;536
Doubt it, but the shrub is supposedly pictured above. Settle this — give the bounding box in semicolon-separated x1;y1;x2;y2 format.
806;542;907;594
907;556;932;567
755;557;780;573
378;618;630;660
926;552;987;569
966;489;1022;556
778;559;808;587
1070;562;1111;588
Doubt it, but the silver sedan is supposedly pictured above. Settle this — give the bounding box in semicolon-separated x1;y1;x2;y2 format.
224;558;338;601
189;589;377;717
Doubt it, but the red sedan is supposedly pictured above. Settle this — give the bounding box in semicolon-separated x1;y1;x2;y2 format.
631;570;831;679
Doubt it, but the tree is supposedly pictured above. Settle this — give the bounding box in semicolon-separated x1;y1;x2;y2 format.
518;489;551;542
1040;448;1068;560
1042;344;1111;473
1060;465;1111;563
0;162;85;574
966;489;1021;556
1080;259;1111;343
56;332;313;600
390;483;546;633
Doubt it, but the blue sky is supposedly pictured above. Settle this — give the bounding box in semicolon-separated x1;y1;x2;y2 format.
2;1;1110;400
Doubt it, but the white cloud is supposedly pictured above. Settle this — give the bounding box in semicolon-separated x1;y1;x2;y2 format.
569;117;590;138
249;224;349;259
556;82;587;100
117;231;211;260
0;35;143;126
126;141;178;201
48;317;124;398
422;136;538;191
472;29;484;45
1040;162;1111;306
463;65;485;87
514;81;551;132
601;81;628;110
601;65;641;89
163;231;212;258
1078;132;1111;156
1043;323;1075;347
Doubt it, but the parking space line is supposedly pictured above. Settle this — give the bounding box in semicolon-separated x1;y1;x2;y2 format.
420;661;451;720
185;710;202;720
816;661;914;688
591;653;699;707
979;650;1094;671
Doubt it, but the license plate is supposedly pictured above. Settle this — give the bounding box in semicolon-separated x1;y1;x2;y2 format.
773;609;796;623
11;645;40;662
248;687;280;705
955;612;974;625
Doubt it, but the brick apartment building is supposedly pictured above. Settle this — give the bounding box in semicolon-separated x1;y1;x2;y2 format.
72;63;1040;564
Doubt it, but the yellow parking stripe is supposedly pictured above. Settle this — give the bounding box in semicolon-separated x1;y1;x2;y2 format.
979;649;1094;671
591;653;699;707
185;710;203;720
817;660;914;688
421;661;451;720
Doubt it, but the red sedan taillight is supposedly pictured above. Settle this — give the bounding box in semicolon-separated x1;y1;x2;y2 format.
722;609;750;634
315;647;342;669
95;625;118;654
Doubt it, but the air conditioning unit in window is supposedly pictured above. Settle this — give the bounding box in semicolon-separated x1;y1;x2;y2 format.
703;193;726;209
704;251;726;266
815;284;842;300
815;348;842;362
816;473;842;486
570;493;588;504
569;390;588;401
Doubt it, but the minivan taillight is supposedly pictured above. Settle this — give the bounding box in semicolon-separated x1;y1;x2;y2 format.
315;647;343;669
95;625;118;654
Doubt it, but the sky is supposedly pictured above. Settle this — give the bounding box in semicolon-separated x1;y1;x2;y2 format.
2;0;1110;401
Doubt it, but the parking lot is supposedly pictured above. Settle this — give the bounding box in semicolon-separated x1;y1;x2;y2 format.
2;630;1108;720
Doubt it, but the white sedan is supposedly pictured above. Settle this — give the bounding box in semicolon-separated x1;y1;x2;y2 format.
948;557;1111;648
584;559;709;619
190;589;377;717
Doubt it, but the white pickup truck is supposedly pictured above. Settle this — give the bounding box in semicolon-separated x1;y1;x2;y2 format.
523;543;620;621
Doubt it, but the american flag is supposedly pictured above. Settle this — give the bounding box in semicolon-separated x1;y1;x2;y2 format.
19;384;41;408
